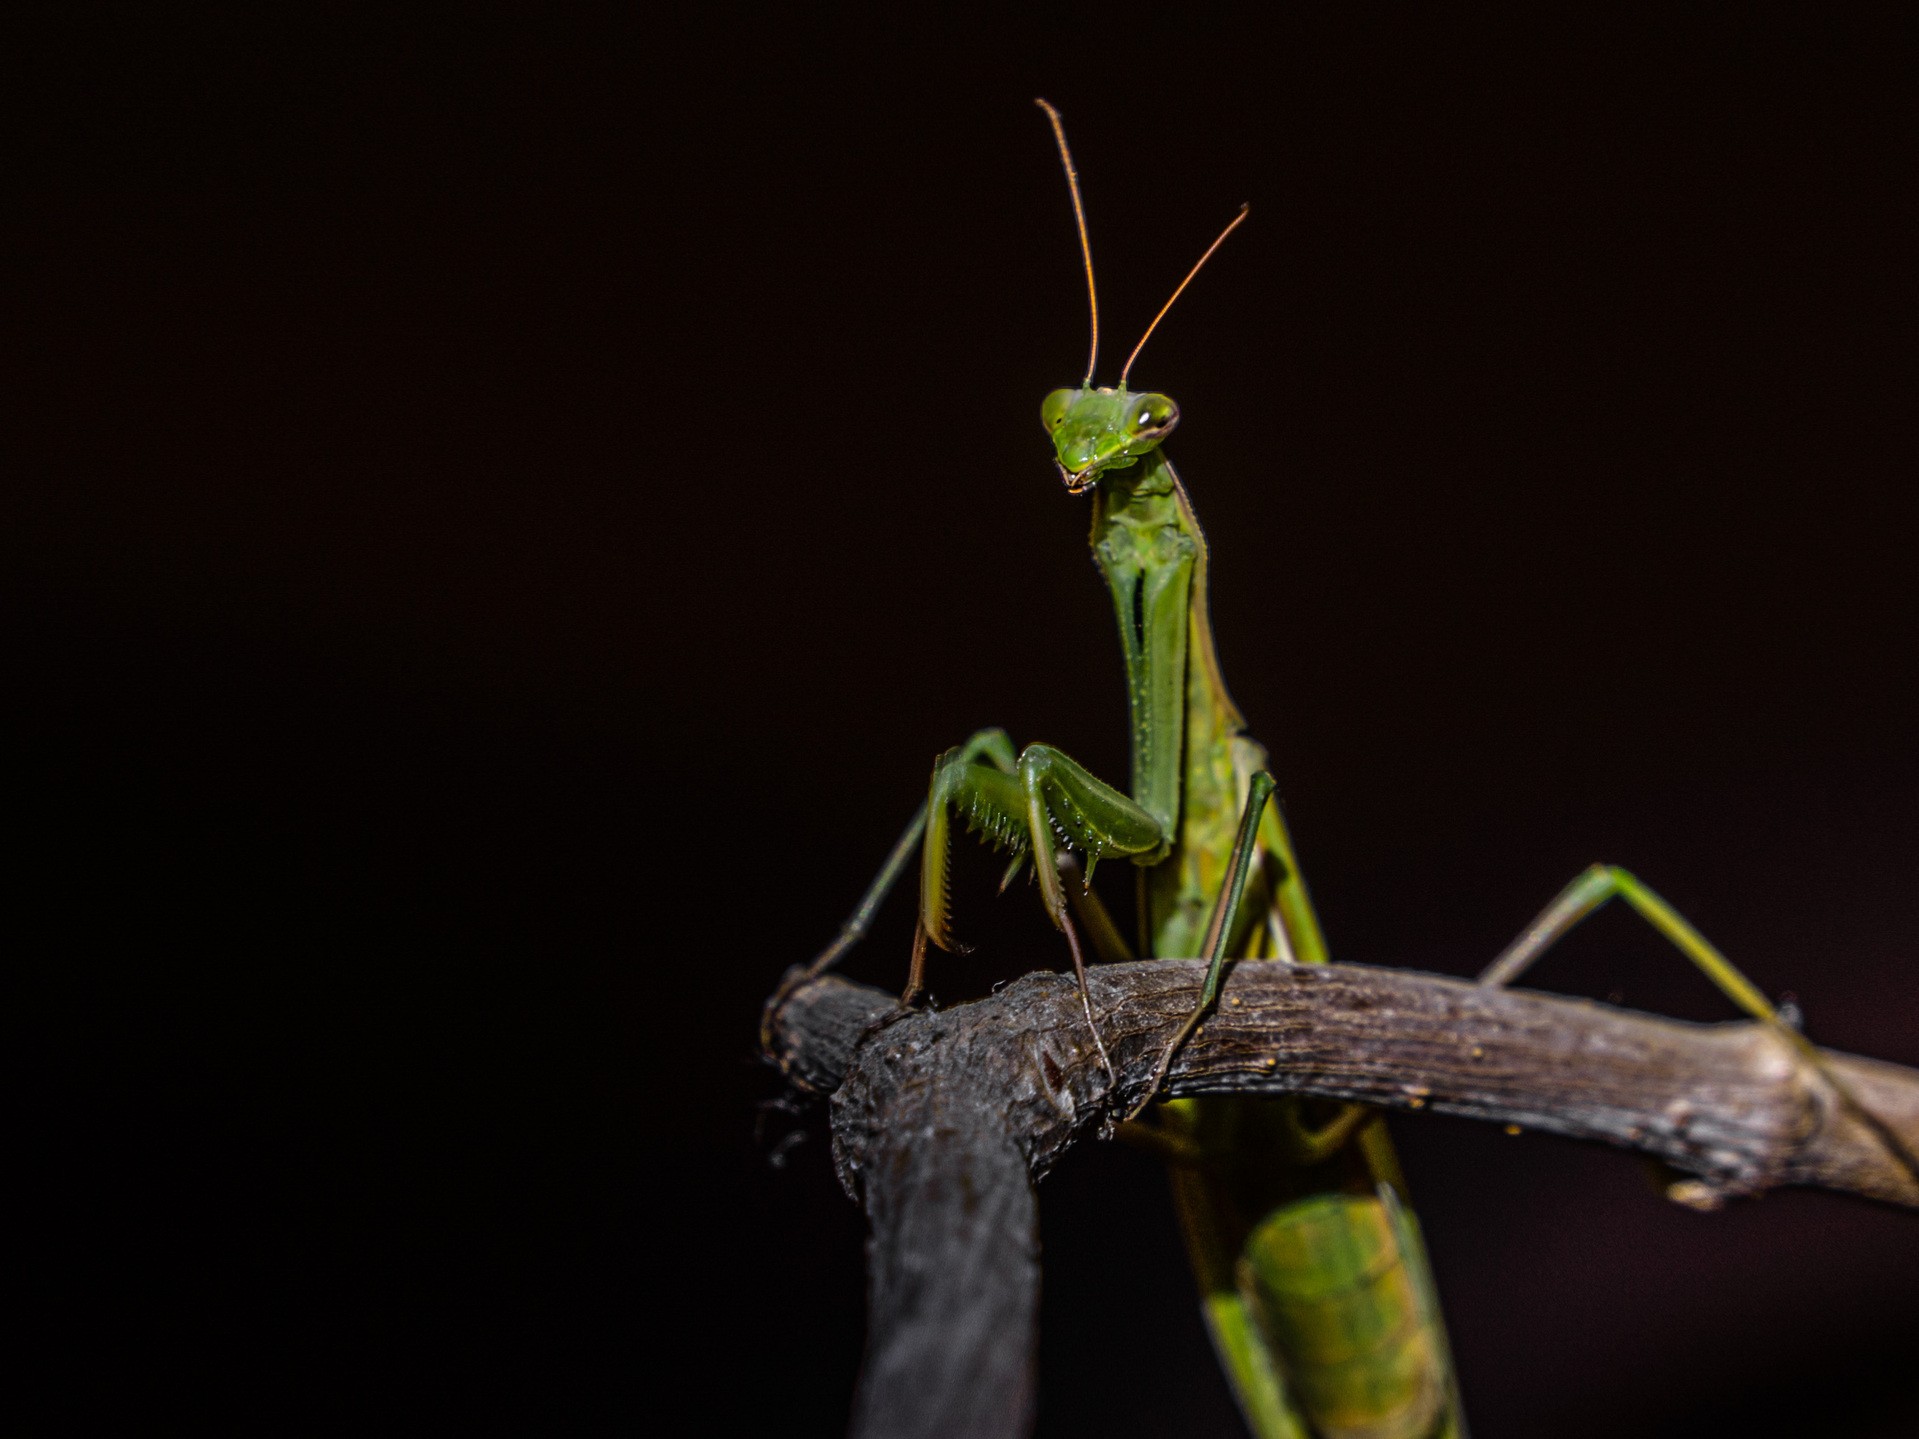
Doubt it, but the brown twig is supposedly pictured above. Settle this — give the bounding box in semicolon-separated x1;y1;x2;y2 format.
761;959;1919;1439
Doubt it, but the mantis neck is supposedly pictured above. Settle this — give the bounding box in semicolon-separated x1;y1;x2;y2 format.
1092;451;1253;957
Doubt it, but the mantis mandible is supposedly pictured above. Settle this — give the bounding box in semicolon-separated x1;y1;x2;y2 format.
798;101;1915;1439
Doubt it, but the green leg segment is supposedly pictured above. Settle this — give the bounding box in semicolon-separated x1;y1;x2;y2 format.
800;727;1017;984
799;804;928;980
1058;851;1136;964
1480;863;1775;1017
1250;781;1330;967
1126;772;1275;1121
801;725;1162;1085
1480;863;1919;1186
920;738;1160;951
921;735;1162;1083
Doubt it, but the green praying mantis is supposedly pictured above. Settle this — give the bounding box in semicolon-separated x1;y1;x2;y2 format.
798;101;1916;1439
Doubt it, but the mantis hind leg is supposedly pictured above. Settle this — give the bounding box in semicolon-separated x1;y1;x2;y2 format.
1480;864;1919;1187
1479;863;1777;1016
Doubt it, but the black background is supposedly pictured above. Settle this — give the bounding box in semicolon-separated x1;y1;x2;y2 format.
10;5;1919;1435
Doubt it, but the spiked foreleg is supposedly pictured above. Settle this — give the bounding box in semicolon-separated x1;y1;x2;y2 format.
806;727;1017;975
917;740;1162;1083
920;741;1162;952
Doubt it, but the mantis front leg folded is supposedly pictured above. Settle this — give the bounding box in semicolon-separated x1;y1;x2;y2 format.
804;724;1160;1084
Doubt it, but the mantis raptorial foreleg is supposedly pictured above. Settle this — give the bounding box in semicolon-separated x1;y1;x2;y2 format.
1480;864;1919;1185
919;740;1160;952
795;727;1014;986
920;737;1162;1079
800;725;1161;1082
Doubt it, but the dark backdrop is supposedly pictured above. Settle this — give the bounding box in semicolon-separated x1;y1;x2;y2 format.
10;6;1919;1435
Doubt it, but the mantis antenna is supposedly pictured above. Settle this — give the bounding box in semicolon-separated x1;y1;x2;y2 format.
1118;203;1250;390
1036;99;1099;389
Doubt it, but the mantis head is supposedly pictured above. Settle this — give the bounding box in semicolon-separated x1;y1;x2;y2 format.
1032;100;1243;498
1041;387;1180;493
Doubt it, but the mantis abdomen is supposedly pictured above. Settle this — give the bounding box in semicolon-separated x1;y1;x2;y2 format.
1239;1192;1456;1439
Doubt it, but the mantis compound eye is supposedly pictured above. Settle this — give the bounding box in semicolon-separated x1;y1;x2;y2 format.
1041;388;1076;433
1132;400;1177;432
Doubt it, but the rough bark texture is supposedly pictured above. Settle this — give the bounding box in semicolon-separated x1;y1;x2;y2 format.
761;959;1919;1439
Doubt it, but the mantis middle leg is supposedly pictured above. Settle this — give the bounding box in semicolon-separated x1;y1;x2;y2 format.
1127;772;1277;1120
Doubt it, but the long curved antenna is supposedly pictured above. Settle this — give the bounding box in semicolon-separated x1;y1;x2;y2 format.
1118;203;1249;390
1036;99;1099;388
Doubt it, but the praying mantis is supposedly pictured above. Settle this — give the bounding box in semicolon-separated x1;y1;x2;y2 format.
798;101;1915;1439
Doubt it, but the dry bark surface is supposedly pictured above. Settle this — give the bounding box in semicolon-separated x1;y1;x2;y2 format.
762;958;1919;1439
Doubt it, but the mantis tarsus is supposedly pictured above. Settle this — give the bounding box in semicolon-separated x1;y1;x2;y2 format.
801;100;1914;1439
